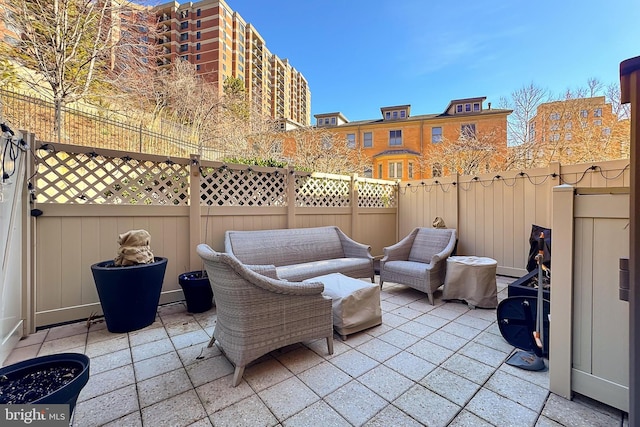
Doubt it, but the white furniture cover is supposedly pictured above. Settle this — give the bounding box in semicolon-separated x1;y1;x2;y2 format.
443;256;498;308
305;273;382;340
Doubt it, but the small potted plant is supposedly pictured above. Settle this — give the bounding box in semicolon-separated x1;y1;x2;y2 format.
90;229;167;333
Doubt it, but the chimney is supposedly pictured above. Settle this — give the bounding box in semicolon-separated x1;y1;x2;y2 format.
488;102;492;110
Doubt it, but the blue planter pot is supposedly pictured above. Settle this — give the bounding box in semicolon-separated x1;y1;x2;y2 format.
91;257;168;333
179;271;213;313
0;353;90;416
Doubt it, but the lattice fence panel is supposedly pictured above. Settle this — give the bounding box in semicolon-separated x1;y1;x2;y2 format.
200;167;287;206
296;175;351;207
36;151;189;205
358;180;397;208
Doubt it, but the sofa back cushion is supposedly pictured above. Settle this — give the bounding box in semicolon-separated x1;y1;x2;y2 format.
226;227;345;266
408;228;455;263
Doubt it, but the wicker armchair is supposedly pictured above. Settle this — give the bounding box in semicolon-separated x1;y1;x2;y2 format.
379;228;457;305
196;244;334;387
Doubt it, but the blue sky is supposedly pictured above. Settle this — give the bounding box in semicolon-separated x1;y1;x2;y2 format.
228;0;640;122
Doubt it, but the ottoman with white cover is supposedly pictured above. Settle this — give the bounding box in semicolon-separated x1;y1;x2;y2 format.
305;273;382;340
443;256;498;309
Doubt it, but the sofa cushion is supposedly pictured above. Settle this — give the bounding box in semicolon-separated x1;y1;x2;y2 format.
408;228;454;263
277;258;372;282
227;227;345;266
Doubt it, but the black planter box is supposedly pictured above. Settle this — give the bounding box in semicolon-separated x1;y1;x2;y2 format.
508;268;551;300
179;271;213;313
91;257;168;333
0;353;90;415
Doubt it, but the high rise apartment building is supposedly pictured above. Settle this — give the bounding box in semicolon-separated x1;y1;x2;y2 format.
153;0;311;127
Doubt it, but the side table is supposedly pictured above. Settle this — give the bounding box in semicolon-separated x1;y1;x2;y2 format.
443;256;498;309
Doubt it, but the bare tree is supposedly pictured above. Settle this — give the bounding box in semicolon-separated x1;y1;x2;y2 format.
428;129;507;177
2;0;147;141
498;82;550;169
287;127;370;175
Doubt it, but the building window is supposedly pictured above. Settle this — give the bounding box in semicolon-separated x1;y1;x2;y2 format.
389;130;402;146
393;111;398;119
196;42;200;50
551;133;560;141
594;119;602;126
238;65;244;72
196;20;201;28
400;110;406;118
346;133;356;149
460;123;476;139
181;55;188;61
363;132;372;148
549;112;560;120
331;117;336;125
363;168;372;178
180;33;188;41
385;112;390;119
408;162;414;179
456;105;463;113
550;123;560;131
324;118;329;125
565;133;572;140
594;108;602;117
473;103;480;112
196;8;201;17
432;163;442;178
565;121;572;130
389;162;402;179
180;10;188;19
465;103;471;112
180;44;188;52
431;127;442;143
180;22;188;30
196;64;200;71
196;31;201;39
603;127;611;136
196;54;200;60
580;109;588;118
378;164;383;179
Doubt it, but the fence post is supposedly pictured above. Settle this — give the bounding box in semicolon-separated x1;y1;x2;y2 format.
189;155;202;271
139;123;143;153
286;167;296;228
351;174;359;239
23;131;37;335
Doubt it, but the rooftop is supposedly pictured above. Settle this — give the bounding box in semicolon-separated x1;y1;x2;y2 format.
4;275;626;426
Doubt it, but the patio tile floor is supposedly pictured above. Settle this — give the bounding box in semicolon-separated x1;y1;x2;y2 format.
2;276;629;426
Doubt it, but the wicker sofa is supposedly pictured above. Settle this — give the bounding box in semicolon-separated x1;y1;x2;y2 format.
225;226;375;282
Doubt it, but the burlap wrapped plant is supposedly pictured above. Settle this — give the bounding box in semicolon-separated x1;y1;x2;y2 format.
114;229;154;266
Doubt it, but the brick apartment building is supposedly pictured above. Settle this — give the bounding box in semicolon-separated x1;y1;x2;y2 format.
153;0;310;128
527;96;629;164
314;97;511;180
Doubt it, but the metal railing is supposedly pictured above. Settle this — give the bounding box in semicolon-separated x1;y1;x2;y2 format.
0;88;226;159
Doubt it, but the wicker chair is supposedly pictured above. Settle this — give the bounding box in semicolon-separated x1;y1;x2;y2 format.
196;244;334;387
379;228;457;305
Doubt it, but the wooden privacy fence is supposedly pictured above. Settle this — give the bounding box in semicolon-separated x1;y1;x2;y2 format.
396;159;631;277
30;142;398;328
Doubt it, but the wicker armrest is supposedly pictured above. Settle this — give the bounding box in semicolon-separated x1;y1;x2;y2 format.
381;229;418;262
245;264;279;279
336;227;374;259
197;244;324;296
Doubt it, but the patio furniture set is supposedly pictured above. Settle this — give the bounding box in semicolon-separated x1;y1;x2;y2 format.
198;225;498;386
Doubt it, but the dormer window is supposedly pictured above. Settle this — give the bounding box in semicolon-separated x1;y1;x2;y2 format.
456;105;463;113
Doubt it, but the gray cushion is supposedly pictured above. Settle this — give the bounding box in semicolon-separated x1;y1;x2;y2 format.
408;228;454;263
